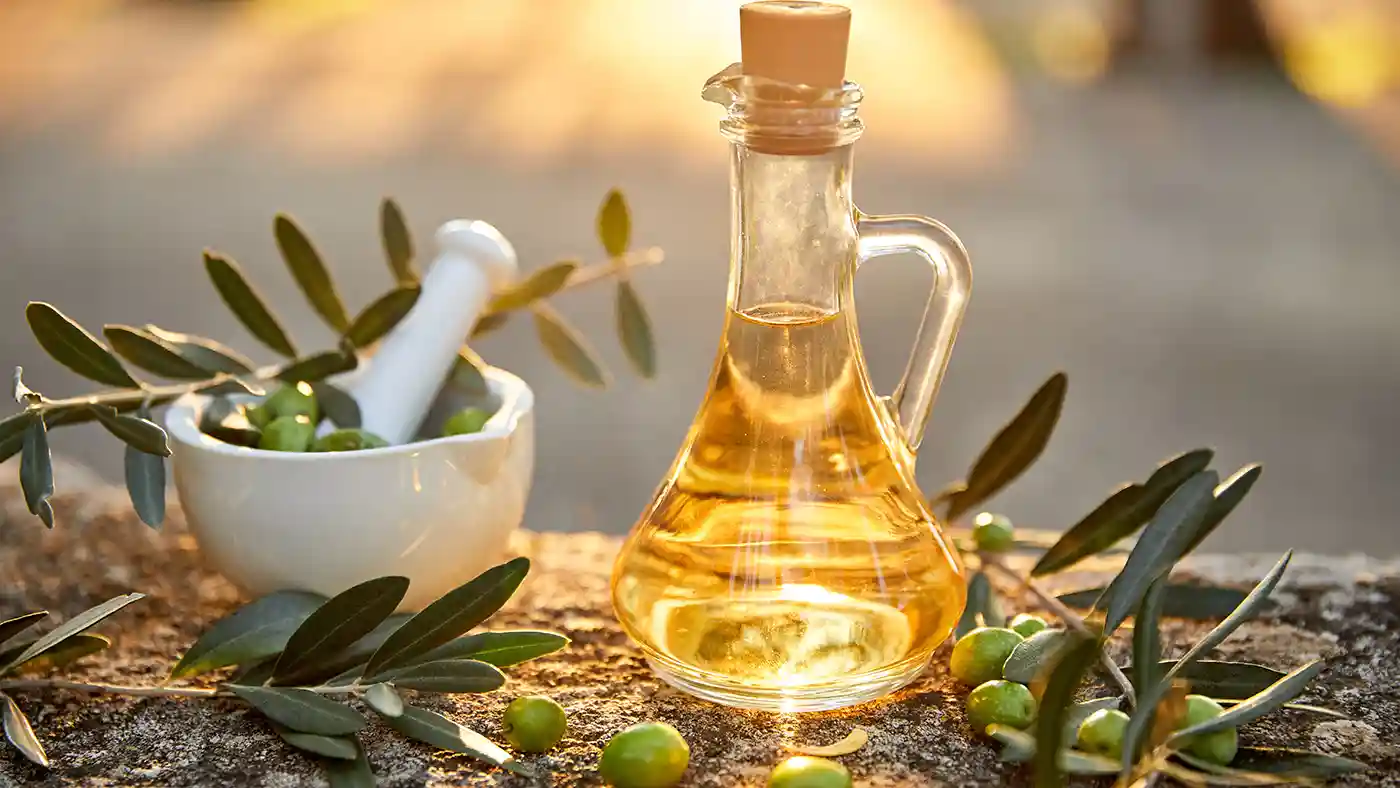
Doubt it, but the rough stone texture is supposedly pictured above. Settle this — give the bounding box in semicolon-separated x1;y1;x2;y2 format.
0;473;1397;786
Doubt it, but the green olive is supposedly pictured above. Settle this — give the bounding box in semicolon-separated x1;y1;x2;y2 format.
1009;613;1049;639
1178;695;1238;765
311;428;389;452
258;415;315;452
598;722;689;788
1076;708;1129;758
502;696;567;753
972;512;1015;552
966;679;1037;733
767;756;852;788
442;407;493;437
261;382;320;423
950;627;1023;685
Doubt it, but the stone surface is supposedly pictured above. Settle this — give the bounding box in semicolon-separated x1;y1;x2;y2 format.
0;478;1398;786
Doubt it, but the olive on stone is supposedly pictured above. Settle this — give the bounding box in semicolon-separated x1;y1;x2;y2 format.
598;722;689;788
966;679;1037;733
258;415;315;452
1009;613;1049;638
442;406;492;437
950;627;1023;685
972;512;1015;552
767;756;852;788
1178;695;1238;766
312;428;389;453
502;696;567;753
1076;708;1129;758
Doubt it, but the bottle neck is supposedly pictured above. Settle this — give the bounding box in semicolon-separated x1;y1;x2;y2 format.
728;143;856;317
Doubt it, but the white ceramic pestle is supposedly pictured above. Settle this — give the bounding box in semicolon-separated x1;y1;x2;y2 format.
327;220;518;444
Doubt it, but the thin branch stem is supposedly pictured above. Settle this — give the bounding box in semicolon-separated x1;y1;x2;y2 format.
982;554;1137;705
0;679;360;699
560;247;665;291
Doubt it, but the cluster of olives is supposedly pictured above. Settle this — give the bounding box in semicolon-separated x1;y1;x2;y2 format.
501;697;851;787
198;381;494;452
957;514;1240;767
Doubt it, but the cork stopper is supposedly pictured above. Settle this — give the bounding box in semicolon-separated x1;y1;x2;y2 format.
740;2;851;89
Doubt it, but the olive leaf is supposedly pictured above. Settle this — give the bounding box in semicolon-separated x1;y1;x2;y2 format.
312;383;362;430
1003;629;1072;684
490;262;578;313
954;572;999;639
380;198;419;285
597;188;631;258
0;613;48;650
616;280;656;378
471;312;511;339
1230;747;1370;779
1183;465;1263;556
25;302;138;388
1161;754;1304;786
104;326;213;380
324;739;376;788
0;692;48;767
0;413;31;465
1057;584;1250;620
987;726;1119;774
533;307;608;388
297;613;413;687
1033;630;1101;787
1168;660;1325;742
171;590;326;679
374;703;530;775
1124;661;1286;699
4;593;144;673
364;557;529;678
1;634;110;674
415;630;569;667
272;724;359;761
143;326;255;374
362;683;403;718
943;372;1067;521
1133;579;1166;709
1094;470;1219;635
124;405;166;528
275;214;350;333
204;251;298;357
343;286;421;350
19;416;54;527
89;405;171;457
272;577;409;684
378;659;505;693
1032;448;1215;576
229;685;366;736
274;350;358;384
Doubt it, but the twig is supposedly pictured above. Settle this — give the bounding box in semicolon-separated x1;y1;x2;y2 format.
982;554;1137;705
0;679;359;699
559;247;665;291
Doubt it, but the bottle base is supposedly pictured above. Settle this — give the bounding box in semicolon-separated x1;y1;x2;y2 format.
644;651;931;713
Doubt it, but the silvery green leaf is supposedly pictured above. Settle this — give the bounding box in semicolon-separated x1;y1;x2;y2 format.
294;614;413;687
2;634;110;673
198;398;261;448
1033;630;1100;787
25;302;137;388
417;630;569;667
1;410;32;449
1057;583;1250;620
125;432;166;528
11;367;40;406
1124;660;1285;699
945;372;1067;521
597;189;631;258
1032;448;1214;576
198;377;265;397
312;383;361;429
376;704;530;775
490;261;578;312
1217;699;1345;718
471;311;510;338
1003;629;1072;684
4;593;143;673
1160;757;1303;786
229;685;365;736
1230;747;1370;779
272;724;359;760
533;308;608;388
274;350;358;384
104;326;212;380
379;659;505;693
987;725;1119;774
204;251;298;357
1132;579;1165;708
275;214;350;333
272;577;409;684
324;739;376;788
1168;660;1325;742
954;572;993;639
616;280;656;378
343;286;421;349
143;326;255;374
0;692;48;767
0;613;47;650
19;417;53;528
381;198;419;285
1183;464;1263;555
364;557;529;678
362;683;403;718
171;590;325;679
1095;470;1219;635
88;405;171;457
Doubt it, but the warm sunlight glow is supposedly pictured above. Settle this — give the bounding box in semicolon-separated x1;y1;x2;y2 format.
1031;4;1111;86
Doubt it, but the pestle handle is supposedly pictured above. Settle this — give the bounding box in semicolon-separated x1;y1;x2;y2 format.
332;220;518;444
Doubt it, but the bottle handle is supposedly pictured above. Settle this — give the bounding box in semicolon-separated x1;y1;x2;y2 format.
856;213;972;452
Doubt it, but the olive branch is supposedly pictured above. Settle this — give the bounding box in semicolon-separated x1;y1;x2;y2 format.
0;190;661;531
931;372;1370;785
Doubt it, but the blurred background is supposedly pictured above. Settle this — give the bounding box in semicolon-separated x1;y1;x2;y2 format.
1;0;1397;554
